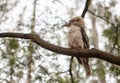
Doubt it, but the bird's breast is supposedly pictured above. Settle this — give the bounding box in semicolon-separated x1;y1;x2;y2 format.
67;27;84;48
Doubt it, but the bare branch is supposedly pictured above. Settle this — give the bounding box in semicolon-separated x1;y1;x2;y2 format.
81;0;91;18
88;10;108;22
0;32;120;66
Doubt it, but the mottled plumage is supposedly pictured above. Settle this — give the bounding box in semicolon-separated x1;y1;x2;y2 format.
64;16;90;76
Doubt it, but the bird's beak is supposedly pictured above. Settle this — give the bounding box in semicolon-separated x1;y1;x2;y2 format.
62;22;70;27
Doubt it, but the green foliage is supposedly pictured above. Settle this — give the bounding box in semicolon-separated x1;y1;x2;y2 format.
7;39;19;50
93;66;105;77
57;77;69;83
46;76;77;83
110;66;120;76
103;28;115;41
28;44;35;53
1;0;120;82
9;57;16;66
28;47;34;54
39;66;48;75
103;22;120;55
103;27;120;41
15;71;23;78
103;14;120;78
35;75;42;81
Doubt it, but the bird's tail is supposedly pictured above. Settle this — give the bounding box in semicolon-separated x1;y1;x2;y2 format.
82;58;90;76
77;57;91;76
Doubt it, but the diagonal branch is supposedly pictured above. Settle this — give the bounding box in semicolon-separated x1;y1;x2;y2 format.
81;0;91;18
0;32;120;66
88;10;109;23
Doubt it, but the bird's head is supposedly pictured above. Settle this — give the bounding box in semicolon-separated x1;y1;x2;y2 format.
63;16;85;29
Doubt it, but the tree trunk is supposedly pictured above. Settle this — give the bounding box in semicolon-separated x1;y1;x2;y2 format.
89;9;106;83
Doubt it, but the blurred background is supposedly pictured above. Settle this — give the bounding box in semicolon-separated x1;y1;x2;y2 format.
0;0;120;83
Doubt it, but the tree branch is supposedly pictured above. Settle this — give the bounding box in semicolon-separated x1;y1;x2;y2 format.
88;10;109;23
0;32;120;66
81;0;91;18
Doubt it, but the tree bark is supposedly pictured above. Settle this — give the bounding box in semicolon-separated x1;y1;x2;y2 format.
0;32;120;66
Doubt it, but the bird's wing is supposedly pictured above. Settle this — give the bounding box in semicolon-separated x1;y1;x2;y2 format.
81;28;90;49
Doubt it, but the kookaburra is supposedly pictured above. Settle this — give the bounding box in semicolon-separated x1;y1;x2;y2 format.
63;16;90;76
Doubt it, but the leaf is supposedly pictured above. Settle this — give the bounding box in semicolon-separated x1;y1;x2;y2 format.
15;71;23;78
8;39;19;50
9;57;16;65
110;66;120;76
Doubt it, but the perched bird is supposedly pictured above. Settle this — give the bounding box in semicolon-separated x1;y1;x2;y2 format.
63;16;90;76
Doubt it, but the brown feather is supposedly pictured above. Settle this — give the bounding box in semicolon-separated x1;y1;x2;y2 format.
66;16;91;76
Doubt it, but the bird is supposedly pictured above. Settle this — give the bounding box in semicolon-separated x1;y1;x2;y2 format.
63;16;90;76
